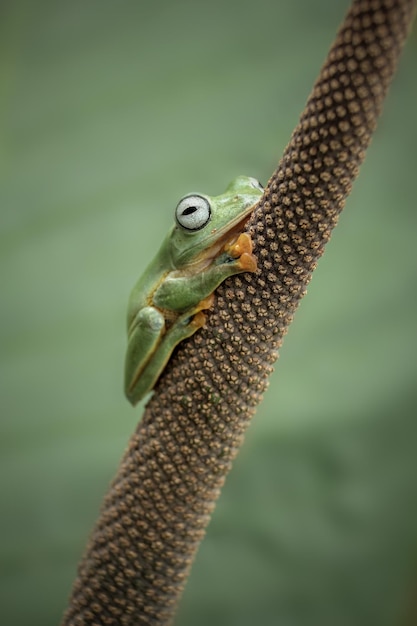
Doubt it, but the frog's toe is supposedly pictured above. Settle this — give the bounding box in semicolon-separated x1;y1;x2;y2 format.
176;308;208;334
225;232;254;258
190;310;207;331
236;251;257;272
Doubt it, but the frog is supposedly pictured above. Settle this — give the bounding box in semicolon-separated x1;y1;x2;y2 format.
124;175;264;405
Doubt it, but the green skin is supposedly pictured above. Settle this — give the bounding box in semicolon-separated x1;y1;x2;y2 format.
124;175;263;405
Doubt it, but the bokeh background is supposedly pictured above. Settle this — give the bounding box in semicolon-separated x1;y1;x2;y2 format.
1;1;417;625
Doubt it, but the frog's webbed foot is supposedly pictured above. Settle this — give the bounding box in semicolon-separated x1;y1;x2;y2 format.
222;232;257;272
180;293;215;333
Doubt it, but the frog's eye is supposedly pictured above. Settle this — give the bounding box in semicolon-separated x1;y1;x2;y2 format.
175;194;211;231
249;178;264;191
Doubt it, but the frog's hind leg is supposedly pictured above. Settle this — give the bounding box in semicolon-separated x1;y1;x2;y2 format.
124;306;165;405
133;305;211;402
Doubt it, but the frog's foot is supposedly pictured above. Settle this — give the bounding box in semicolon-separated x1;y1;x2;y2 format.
224;232;257;272
189;310;207;331
187;293;215;330
224;232;253;257
175;293;214;334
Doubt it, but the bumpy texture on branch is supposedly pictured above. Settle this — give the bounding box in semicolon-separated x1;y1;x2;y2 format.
62;1;416;624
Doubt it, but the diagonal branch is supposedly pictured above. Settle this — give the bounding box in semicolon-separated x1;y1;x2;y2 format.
62;1;416;624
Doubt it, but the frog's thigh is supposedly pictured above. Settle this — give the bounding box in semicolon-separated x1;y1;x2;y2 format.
125;306;165;396
136;310;205;400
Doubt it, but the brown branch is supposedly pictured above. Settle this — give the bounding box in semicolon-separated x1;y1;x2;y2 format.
61;1;416;624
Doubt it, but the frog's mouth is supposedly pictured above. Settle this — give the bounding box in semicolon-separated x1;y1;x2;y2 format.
176;202;257;272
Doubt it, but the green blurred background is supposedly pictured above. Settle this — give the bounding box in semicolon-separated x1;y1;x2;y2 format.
1;1;417;624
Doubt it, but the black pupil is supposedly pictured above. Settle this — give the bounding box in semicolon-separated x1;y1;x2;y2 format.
182;206;197;215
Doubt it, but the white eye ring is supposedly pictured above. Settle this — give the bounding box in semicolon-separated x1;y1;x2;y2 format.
175;194;211;231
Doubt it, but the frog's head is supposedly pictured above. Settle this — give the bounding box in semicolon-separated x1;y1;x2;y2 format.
170;175;264;268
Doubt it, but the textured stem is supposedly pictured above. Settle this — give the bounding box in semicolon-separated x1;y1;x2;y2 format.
62;1;416;624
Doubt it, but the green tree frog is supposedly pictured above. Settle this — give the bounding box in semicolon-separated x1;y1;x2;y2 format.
124;175;263;405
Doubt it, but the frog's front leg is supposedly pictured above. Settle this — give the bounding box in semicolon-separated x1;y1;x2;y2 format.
124;306;165;404
154;233;257;312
